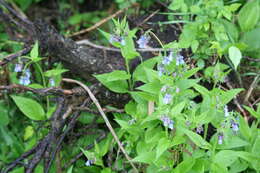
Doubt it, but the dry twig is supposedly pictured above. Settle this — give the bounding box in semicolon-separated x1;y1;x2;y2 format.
62;78;138;172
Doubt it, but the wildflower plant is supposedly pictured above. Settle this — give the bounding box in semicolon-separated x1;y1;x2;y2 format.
92;18;260;172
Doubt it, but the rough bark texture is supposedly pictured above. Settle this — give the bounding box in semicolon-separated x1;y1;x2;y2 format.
34;20;125;82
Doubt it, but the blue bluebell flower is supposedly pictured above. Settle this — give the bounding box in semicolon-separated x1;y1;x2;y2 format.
49;78;55;86
14;63;23;72
160;115;174;130
224;105;229;117
231;120;239;132
176;54;185;66
109;35;125;46
19;75;30;85
162;52;173;65
176;87;180;93
85;159;95;166
163;93;172;104
196;125;203;134
160;85;168;92
158;64;166;76
218;133;224;144
137;35;150;48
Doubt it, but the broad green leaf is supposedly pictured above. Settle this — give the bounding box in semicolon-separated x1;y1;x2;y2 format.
221;19;239;42
182;67;201;79
221;88;243;105
106;70;130;82
171;101;186;117
156;137;170;159
44;69;68;77
228;46;242;70
23;126;34;140
94;72;129;93
131;151;156;164
241;28;260;52
30;41;39;59
133;57;158;82
243;105;260;119
214;150;238;167
0;101;9;126
11;95;45;120
67;166;73;173
217;136;249;149
136;81;162;94
239;115;252;140
181;128;211;149
174;157;195;173
238;0;259;31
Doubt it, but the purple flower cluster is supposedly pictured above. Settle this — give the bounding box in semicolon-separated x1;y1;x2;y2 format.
160;115;174;130
109;35;125;46
162;52;173;65
14;63;23;72
19;69;31;85
163;93;172;104
137;35;150;48
176;54;185;66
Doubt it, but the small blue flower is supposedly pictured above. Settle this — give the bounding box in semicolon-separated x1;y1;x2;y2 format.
25;69;31;78
19;75;30;85
160;85;168;92
163;93;172;104
109;35;125;46
218;133;224;144
85;159;95;166
231;120;239;132
176;54;185;66
224;105;229;117
137;35;150;48
162;52;173;65
14;63;23;72
176;87;180;93
158;64;166;76
160;115;174;130
196;125;204;134
49;78;55;86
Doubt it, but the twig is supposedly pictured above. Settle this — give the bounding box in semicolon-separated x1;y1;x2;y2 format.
137;9;159;27
62;78;138;172
243;74;260;104
69;3;139;37
245;56;260;62
0;46;31;66
76;39;169;52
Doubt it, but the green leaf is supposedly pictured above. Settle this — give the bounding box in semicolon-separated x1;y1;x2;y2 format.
44;69;68;77
133;57;158;82
241;28;260;52
243;105;260;119
136;81;162;94
228;46;242;70
238;0;259;32
30;41;39;59
174;157;195;173
105;70;131;82
214;150;238;167
221;88;243;105
131;151;156;164
23;126;34;140
156;137;170;159
171;101;186;117
67;166;73;173
11;95;45;120
94;71;129;93
181;128;211;149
